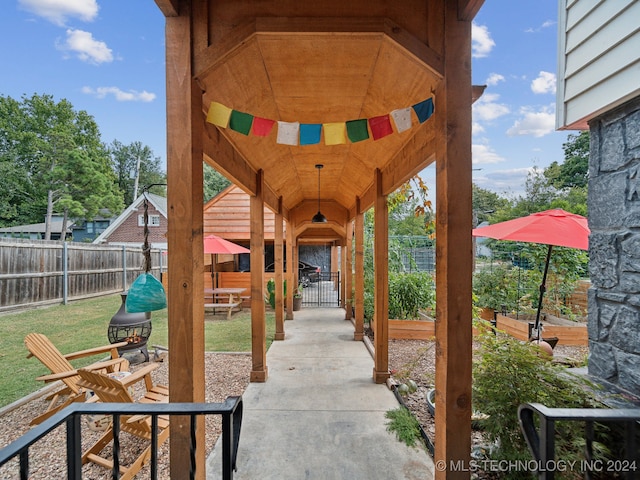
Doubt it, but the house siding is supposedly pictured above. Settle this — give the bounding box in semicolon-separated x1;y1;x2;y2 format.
557;0;640;130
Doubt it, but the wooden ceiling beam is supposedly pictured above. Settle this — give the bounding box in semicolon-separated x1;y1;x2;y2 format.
194;17;443;81
154;0;180;17
458;0;485;21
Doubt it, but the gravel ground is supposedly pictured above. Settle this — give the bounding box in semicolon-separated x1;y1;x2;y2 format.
0;352;252;480
1;339;588;479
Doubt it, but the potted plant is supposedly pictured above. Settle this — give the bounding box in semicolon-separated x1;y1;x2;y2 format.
293;284;303;311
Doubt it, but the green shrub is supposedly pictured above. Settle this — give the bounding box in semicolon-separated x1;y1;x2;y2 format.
473;330;609;478
388;272;435;319
385;406;421;448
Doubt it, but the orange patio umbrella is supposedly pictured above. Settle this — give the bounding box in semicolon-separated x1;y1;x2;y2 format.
472;209;589;339
204;235;250;288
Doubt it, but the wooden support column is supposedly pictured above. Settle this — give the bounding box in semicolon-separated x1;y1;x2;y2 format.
354;198;365;341
344;221;354;320
250;170;268;382
331;245;339;289
373;169;390;384
274;200;285;340
165;4;206;477
285;220;294;319
434;1;473;477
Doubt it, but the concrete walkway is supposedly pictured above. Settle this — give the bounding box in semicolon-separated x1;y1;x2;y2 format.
207;308;434;479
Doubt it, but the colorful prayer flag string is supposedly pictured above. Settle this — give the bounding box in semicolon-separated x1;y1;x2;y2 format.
206;97;434;145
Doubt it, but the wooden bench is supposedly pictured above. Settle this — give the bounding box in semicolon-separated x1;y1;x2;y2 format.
205;302;242;320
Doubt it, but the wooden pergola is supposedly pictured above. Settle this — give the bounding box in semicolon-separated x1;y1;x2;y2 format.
154;1;483;478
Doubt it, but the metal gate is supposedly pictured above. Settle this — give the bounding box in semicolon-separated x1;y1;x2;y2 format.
301;272;341;307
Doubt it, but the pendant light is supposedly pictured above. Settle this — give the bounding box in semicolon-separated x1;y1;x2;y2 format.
311;164;327;223
126;186;168;313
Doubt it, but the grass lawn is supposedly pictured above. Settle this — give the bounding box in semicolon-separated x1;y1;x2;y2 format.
0;293;275;408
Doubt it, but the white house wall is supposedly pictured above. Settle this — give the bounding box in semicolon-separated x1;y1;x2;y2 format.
557;0;640;130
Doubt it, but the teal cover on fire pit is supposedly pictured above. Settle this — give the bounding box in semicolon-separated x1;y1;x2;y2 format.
125;273;167;313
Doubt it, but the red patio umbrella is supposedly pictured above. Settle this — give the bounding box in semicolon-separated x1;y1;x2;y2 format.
204;235;250;288
472;209;589;339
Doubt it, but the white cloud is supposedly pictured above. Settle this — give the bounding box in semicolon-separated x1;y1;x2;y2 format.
473;93;510;122
486;73;505;86
472;122;485;135
19;0;98;26
507;105;556;137
472;23;495;58
525;20;556;33
475;167;533;196
57;29;113;64
82;86;156;102
473;143;505;165
531;71;556;94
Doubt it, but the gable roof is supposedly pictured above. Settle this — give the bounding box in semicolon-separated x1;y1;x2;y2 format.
204;185;278;241
93;192;167;245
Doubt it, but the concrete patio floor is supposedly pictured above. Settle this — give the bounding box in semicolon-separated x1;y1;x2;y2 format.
206;307;434;479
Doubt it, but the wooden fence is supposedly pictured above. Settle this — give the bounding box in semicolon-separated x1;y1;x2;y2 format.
0;238;166;313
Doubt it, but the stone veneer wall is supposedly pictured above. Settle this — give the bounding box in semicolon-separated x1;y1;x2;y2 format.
588;95;640;395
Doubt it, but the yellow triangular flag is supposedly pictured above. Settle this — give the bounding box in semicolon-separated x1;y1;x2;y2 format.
323;122;347;145
206;102;232;128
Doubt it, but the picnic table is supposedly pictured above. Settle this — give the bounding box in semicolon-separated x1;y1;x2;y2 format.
204;287;246;319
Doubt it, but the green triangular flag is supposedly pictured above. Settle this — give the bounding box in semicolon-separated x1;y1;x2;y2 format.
229;110;254;135
346;119;369;143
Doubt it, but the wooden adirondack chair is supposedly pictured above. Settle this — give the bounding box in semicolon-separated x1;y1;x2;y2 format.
76;364;170;480
24;333;130;425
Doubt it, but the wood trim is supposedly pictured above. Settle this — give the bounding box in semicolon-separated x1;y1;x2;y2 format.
165;5;206;477
154;0;180;17
250;170;268;382
434;1;473;477
458;0;485;21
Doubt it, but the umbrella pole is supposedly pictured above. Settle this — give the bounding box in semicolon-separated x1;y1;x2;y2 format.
533;244;553;341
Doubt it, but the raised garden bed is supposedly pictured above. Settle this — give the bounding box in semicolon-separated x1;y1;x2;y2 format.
495;313;588;346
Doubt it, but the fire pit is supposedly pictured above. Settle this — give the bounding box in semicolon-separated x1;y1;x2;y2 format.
108;292;152;362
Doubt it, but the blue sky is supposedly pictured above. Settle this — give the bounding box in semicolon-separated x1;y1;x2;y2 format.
0;0;576;199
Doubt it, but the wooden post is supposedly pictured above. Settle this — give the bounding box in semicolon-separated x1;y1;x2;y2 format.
165;4;206;477
354;198;365;341
373;169;390;384
434;1;473;477
331;244;339;290
285;220;294;319
345;221;353;320
250;170;268;382
274;200;285;340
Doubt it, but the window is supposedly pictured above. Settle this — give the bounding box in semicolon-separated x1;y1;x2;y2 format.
138;214;161;227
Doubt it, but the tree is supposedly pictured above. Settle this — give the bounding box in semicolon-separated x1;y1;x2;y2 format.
204;163;231;202
0;94;125;237
545;131;589;189
110;140;166;206
472;184;509;225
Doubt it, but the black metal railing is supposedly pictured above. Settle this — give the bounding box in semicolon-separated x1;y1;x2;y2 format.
518;402;640;480
0;397;243;480
302;272;340;307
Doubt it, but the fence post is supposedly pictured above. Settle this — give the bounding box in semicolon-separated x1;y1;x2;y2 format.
62;242;69;305
122;245;127;291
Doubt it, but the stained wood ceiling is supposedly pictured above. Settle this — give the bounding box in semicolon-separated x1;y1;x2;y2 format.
198;20;442;220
